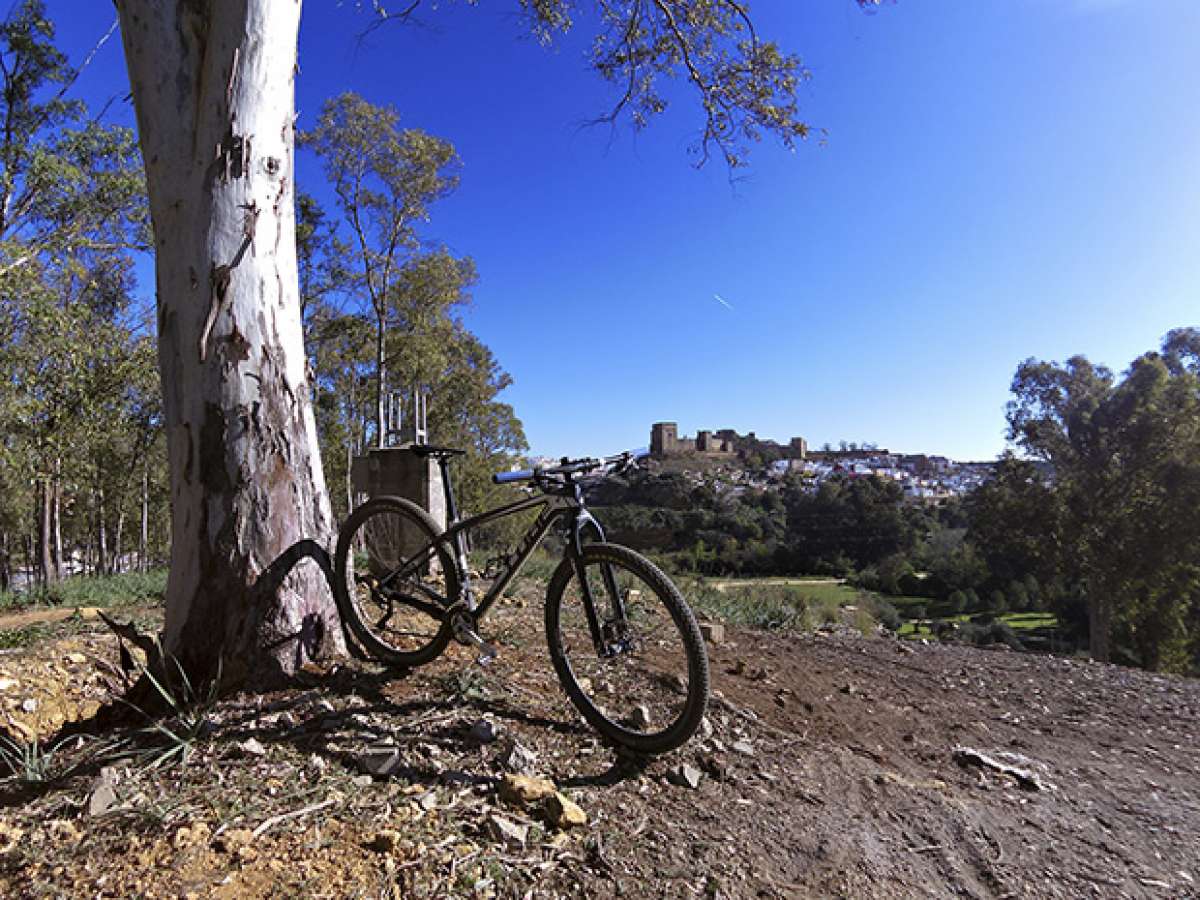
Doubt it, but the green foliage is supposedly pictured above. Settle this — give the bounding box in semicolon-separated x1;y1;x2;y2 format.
0;733;63;783
955;619;1021;650
123;651;222;770
0;1;162;595
0;622;52;649
866;595;901;632
358;0;884;172
299;95;527;532
947;590;966;615
1005;329;1200;673
4;568;168;610
685;579;811;631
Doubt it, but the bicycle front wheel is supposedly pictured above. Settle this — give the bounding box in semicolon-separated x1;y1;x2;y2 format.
334;496;457;667
545;543;709;754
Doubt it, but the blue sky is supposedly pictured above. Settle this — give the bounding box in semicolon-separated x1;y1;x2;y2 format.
48;1;1200;461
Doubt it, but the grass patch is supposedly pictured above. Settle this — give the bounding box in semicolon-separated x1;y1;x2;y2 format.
898;610;1060;639
685;579;813;631
0;622;54;649
0;568;167;611
684;576;899;635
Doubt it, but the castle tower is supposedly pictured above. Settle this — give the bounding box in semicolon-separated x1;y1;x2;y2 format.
651;422;678;456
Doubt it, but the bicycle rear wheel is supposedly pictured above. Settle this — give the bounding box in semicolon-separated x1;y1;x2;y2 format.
333;496;457;667
545;543;709;754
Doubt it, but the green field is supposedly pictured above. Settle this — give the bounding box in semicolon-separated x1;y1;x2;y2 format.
689;575;1060;646
897;610;1058;638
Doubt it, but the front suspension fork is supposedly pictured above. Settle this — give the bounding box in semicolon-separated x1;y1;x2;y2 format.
570;510;627;658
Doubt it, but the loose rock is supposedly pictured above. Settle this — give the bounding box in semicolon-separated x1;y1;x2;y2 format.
502;742;538;774
172;821;210;850
669;763;704;790
239;737;267;757
358;743;402;777
629;705;652;730
86;767;120;817
545;792;588;829
486;814;529;848
499;773;556;806
0;822;23;853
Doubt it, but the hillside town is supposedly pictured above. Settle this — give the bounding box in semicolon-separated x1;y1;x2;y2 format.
647;421;997;503
532;422;1000;504
769;451;996;502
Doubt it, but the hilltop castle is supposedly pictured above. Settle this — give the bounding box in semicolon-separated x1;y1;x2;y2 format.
650;422;808;459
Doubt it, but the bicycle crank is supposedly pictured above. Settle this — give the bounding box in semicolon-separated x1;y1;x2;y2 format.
449;607;499;666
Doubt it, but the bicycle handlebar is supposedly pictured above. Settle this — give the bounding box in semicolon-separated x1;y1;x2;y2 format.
491;448;648;486
493;468;533;484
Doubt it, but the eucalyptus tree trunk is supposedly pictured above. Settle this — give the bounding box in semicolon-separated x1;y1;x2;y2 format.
97;487;109;576
140;466;149;572
37;481;57;586
114;511;126;575
51;477;63;579
0;532;10;592
116;0;343;682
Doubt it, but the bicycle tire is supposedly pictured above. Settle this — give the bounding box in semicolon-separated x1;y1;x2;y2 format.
544;543;709;754
333;496;457;667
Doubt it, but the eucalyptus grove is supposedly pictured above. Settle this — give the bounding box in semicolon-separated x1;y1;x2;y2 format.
0;1;158;592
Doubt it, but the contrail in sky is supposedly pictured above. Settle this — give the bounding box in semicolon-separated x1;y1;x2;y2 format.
714;293;735;311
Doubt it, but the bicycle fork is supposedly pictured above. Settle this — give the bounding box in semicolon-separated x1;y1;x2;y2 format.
571;512;630;659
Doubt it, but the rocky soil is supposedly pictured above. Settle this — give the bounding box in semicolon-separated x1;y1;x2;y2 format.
0;592;1196;899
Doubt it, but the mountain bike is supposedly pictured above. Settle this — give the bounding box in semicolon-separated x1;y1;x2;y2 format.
333;447;710;754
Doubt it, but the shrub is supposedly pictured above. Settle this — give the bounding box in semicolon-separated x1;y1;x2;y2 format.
947;590;967;615
686;580;810;631
988;589;1008;615
869;596;902;632
964;587;981;612
1007;580;1029;612
957;620;1022;650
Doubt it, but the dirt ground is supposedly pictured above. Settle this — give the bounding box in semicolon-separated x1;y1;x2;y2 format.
0;593;1197;899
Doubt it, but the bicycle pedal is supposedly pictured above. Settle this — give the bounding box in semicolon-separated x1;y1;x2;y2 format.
452;619;499;664
474;642;499;667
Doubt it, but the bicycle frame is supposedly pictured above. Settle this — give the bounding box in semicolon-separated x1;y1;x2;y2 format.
375;485;601;609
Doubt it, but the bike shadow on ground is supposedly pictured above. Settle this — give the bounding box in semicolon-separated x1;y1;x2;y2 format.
206;661;653;790
246;539;655;789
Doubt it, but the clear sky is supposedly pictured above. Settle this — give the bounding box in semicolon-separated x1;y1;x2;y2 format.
47;0;1200;461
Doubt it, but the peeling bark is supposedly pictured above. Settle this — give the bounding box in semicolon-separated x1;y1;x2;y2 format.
116;0;343;683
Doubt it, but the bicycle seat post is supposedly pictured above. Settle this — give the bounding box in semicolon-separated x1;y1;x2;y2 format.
433;451;474;606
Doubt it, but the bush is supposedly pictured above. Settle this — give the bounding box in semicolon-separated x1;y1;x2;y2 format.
877;554;912;596
851;565;880;593
964;587;981;612
1007;580;1029;612
686;581;810;631
947;590;967;615
988;589;1008;614
956;620;1022;650
869;596;902;632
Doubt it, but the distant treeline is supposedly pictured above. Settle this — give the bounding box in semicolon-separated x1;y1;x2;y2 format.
595;328;1200;677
